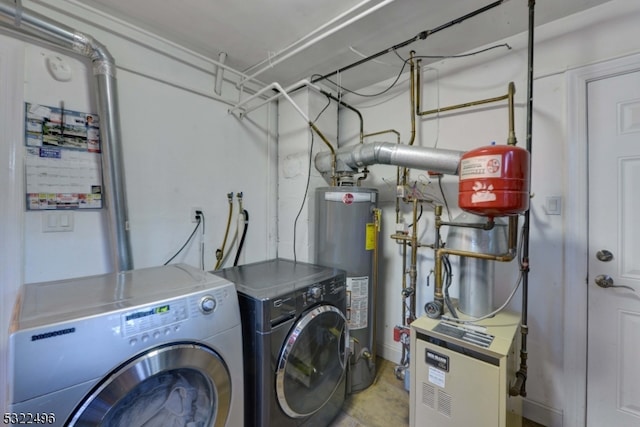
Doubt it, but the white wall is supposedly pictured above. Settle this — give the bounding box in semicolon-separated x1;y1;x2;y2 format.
279;1;640;425
0;34;26;416
0;0;277;411
277;89;338;260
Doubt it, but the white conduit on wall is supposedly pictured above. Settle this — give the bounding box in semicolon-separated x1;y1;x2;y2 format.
228;78;324;119
0;0;133;271
242;0;374;75
237;0;396;86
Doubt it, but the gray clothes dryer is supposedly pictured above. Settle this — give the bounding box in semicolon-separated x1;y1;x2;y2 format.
214;258;348;427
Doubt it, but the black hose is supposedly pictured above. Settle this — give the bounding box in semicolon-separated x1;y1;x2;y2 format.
311;0;508;84
233;210;249;267
164;218;202;266
442;255;458;318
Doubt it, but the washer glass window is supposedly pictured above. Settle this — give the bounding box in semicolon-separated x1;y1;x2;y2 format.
276;305;347;418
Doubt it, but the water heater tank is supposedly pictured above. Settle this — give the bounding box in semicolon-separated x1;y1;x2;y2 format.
315;187;378;393
458;144;530;217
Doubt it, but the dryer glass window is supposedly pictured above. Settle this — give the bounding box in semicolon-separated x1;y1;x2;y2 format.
276;305;347;418
68;344;232;427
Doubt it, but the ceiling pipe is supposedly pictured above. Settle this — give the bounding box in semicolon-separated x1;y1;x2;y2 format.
237;0;395;87
242;0;374;75
0;0;133;272
312;0;510;85
228;78;324;118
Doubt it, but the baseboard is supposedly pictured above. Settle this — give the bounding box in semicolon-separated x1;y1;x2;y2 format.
523;398;564;427
377;342;402;365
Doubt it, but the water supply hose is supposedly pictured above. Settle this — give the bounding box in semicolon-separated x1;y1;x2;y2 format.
214;192;234;270
234;192;249;266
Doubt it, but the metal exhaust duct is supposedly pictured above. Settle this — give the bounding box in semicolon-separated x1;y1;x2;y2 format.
315;141;464;178
0;1;133;271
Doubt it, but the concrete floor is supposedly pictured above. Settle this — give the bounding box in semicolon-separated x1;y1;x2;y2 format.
330;358;545;427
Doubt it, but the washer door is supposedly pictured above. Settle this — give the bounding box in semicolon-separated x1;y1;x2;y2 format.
68;343;231;427
276;304;347;418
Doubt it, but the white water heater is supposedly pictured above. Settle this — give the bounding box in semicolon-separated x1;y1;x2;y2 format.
410;311;522;427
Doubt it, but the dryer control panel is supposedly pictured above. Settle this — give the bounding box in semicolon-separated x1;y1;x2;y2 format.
121;299;189;338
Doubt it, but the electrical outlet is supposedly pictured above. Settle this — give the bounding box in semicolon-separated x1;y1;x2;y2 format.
191;207;203;223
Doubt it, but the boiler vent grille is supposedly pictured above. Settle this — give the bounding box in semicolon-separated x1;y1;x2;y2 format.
421;382;436;408
438;390;452;417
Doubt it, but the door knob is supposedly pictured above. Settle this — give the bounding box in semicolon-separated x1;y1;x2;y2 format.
596;250;614;262
595;274;635;291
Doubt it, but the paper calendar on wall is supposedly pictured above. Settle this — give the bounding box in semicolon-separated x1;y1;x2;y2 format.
24;102;103;210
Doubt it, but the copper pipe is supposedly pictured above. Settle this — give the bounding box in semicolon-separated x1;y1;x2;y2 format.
507;82;517;145
401;234;408;325
363;129;400;140
371;209;381;364
418;93;510;116
309;122;337;186
408;52;417;146
404;51;417;187
416;80;517;147
408;198;419;322
416;59;423;116
433;214;519;315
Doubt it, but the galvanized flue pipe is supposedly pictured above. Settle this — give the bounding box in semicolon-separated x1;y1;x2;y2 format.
0;1;133;271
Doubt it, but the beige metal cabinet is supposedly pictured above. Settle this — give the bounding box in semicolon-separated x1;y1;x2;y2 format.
410;311;522;427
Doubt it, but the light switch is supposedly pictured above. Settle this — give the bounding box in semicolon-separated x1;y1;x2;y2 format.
47;213;57;228
42;212;74;232
545;196;562;215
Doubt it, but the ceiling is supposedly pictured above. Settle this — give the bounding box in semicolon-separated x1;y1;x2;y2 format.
72;0;612;91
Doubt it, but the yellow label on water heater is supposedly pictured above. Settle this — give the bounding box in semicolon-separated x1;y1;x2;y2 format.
365;223;376;250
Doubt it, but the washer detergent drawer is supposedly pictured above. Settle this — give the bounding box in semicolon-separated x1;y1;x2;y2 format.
275;304;347;418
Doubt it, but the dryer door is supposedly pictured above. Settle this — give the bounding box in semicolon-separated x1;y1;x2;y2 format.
276;304;347;418
67;343;231;427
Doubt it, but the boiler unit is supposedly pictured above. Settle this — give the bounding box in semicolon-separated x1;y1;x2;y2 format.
409;311;522;427
315;186;379;393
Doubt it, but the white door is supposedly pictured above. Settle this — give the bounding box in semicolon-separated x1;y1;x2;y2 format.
587;69;640;426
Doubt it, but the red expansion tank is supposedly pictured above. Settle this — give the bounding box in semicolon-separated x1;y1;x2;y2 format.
458;144;530;217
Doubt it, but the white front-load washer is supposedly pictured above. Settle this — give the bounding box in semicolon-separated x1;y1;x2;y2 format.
8;263;243;427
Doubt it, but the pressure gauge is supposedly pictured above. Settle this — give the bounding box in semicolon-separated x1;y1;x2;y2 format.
425;301;443;319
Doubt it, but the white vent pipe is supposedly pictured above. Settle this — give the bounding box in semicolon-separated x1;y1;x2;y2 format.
0;1;133;271
238;0;395;86
315;142;463;178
